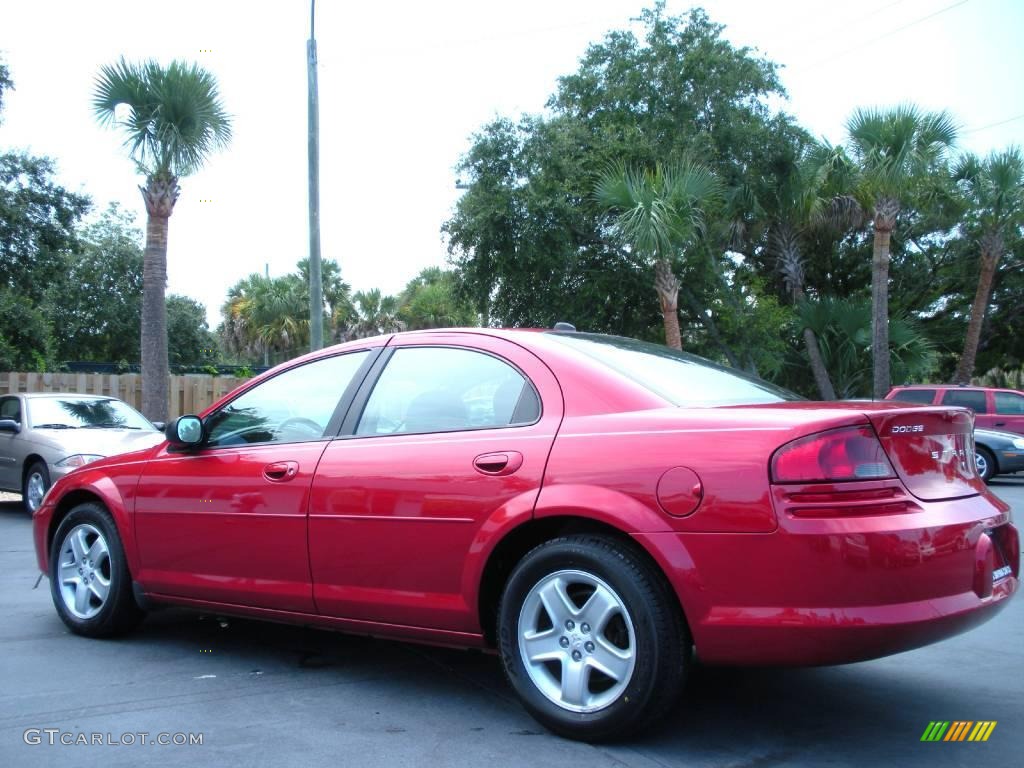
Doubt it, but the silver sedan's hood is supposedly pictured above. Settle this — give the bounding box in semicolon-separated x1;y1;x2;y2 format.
29;428;164;461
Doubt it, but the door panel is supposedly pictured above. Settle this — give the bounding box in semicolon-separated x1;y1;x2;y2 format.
992;392;1024;435
133;347;378;611
309;335;563;632
134;442;327;611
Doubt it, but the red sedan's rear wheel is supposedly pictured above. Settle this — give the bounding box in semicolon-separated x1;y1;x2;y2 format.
498;535;688;741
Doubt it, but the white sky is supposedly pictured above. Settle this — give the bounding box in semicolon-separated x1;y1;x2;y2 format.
2;0;1022;329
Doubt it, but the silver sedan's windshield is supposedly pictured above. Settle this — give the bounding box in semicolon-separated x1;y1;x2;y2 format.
28;398;155;430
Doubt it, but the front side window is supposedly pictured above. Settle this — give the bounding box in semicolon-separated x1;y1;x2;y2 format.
206;351;370;447
0;397;20;422
890;389;937;405
994;392;1024;415
941;389;987;413
356;347;540;436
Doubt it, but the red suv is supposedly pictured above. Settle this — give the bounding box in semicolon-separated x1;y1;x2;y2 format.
33;330;1019;741
886;385;1024;436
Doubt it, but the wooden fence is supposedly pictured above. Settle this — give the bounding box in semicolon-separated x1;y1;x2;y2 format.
0;372;251;420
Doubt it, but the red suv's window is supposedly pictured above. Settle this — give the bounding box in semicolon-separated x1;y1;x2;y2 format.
994;392;1024;415
941;389;988;412
890;389;936;405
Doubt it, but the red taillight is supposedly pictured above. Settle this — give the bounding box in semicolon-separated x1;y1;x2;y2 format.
771;425;895;484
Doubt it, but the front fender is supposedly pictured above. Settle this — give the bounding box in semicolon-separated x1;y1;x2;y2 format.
39;469;141;577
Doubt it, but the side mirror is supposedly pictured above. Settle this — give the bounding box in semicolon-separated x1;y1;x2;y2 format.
0;418;19;433
166;415;204;448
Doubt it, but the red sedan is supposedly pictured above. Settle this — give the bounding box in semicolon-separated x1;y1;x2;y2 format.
32;329;1019;741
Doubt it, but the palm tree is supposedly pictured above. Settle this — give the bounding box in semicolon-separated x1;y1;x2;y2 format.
595;161;721;350
951;148;1024;383
844;105;957;399
764;145;863;400
349;289;404;339
94;59;231;421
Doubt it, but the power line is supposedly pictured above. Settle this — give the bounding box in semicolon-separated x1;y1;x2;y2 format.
814;0;970;65
963;113;1024;134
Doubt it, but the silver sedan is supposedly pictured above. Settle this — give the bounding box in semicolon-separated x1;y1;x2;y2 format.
0;393;164;512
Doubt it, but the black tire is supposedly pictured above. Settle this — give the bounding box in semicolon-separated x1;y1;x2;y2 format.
975;446;997;483
22;460;50;514
497;534;688;742
49;502;144;637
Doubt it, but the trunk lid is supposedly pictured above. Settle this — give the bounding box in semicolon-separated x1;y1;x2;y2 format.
863;406;983;500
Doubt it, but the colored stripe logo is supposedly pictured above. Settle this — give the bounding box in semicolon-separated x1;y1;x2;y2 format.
921;721;997;742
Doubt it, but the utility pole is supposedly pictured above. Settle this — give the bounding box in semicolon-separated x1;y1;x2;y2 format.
307;0;323;351
264;263;270;367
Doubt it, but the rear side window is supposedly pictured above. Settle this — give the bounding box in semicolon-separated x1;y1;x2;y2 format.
994;392;1024;414
547;333;797;406
356;347;540;436
890;389;936;405
941;389;987;413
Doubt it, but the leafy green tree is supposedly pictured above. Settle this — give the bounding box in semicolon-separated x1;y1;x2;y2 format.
398;267;477;330
445;3;809;368
951;148;1024;383
843;105;958;398
94;58;231;420
167;294;217;368
595;161;721;349
44;204;143;362
0;153;90;303
0;288;53;371
0;58;12;118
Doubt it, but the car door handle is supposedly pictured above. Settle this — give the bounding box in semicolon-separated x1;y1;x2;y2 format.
263;461;299;482
473;451;523;476
994;422;1006;427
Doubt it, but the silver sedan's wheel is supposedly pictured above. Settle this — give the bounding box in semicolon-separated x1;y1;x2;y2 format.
26;472;46;511
518;570;636;713
23;461;50;513
56;523;111;620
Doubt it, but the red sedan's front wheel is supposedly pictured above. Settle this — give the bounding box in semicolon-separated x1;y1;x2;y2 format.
498;534;688;741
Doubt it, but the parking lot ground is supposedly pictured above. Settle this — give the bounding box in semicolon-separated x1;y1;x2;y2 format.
1;479;1022;767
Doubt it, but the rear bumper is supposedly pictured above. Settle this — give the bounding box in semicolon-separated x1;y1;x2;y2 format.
634;489;1018;666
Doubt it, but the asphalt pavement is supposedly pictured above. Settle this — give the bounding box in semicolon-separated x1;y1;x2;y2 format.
1;478;1022;767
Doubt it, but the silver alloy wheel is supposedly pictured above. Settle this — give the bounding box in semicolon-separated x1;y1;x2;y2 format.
518;569;637;714
26;471;47;512
975;451;989;478
57;523;111;620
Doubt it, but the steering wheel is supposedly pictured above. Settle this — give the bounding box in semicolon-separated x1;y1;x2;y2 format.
277;417;324;438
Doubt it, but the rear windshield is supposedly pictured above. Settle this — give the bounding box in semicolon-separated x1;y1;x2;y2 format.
547;333;799;407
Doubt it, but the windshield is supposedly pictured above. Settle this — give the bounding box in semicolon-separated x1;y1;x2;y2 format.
547;332;800;407
28;397;155;430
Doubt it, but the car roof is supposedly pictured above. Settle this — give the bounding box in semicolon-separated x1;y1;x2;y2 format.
20;392;113;400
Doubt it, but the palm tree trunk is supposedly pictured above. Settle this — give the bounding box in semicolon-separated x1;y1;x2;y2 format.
870;200;898;400
953;236;1002;384
139;177;179;422
654;259;682;350
803;326;836;400
778;227;836;400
